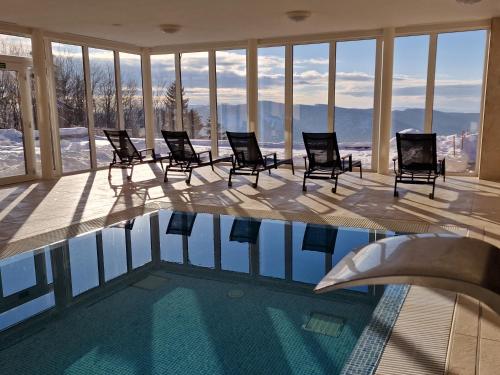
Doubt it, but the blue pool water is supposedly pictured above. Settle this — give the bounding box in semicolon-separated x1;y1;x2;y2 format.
0;210;408;374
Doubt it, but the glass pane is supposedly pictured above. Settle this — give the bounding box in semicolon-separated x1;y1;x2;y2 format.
216;49;247;156
221;215;249;273
130;215;151;269
151;54;176;155
433;30;487;173
390;35;429;160
89;48;118;167
160;210;184;264
69;233;99;297
292;221;324;284
0;34;31;57
52;43;91;173
259;219;285;279
180;52;211;152
188;213;214;268
0;251;36;297
0;69;27;178
120;52;145;150
293;43;329;157
102;227;127;282
258;46;285;158
335;39;376;169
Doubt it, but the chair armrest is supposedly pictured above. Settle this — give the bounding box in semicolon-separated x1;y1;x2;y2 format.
340;154;352;160
197;150;211;156
263;152;277;167
138;148;154;156
341;154;353;171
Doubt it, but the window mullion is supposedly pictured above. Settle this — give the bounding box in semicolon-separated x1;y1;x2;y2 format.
114;51;125;130
424;33;437;134
82;46;97;169
327;42;336;133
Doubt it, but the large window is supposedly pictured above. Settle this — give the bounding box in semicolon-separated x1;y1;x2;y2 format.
0;34;31;57
180;52;211;151
216;49;247;155
335;39;376;168
390;35;429;159
89;48;118;166
258;46;285;158
120;52;145;150
292;43;329;157
52;43;91;173
151;54;176;155
433;30;486;173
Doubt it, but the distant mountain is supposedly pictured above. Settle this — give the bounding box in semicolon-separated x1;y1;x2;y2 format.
191;101;481;144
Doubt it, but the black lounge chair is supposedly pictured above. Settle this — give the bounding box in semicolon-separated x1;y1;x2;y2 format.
229;217;262;244
226;131;294;188
161;130;216;184
393;133;445;199
302;132;362;193
104;130;163;180
166;211;197;236
302;224;338;254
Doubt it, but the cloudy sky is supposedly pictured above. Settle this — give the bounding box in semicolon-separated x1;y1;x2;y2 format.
3;29;486;114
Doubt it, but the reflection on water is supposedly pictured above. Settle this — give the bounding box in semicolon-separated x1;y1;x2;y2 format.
0;210;396;334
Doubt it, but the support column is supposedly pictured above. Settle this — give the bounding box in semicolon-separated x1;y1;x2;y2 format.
424;34;437;133
175;53;183;131
327;42;336;132
284;44;293;159
31;29;58;179
377;28;395;174
209;50;219;156
141;49;155;150
247;39;258;135
479;20;499;181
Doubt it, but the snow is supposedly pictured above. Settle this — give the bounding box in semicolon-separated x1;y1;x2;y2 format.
0;127;478;178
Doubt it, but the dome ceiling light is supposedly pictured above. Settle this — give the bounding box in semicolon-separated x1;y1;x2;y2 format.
286;10;312;22
456;0;482;4
160;24;182;34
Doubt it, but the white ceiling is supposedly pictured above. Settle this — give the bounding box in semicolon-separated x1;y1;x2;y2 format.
2;0;500;47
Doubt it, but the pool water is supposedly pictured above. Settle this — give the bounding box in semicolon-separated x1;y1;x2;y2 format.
0;210;407;375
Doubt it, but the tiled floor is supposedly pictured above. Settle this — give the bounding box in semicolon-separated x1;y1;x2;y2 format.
0;162;499;374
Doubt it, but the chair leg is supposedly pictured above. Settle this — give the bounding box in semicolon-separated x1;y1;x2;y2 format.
332;176;338;193
359;164;363;179
159;159;164;171
291;161;295;175
211;162;214;172
108;163;113;179
393;177;399;197
253;171;260;188
164;166;170;182
186;169;193;185
228;169;233;187
302;172;307;192
127;165;134;181
268;169;271;175
429;180;436;200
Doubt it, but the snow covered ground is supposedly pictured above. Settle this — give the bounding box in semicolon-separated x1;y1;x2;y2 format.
0;127;478;178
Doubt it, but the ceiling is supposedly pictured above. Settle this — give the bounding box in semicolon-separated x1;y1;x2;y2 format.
2;0;500;47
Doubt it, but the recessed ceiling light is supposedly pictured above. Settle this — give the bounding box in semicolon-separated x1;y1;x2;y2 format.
160;24;182;34
456;0;482;4
286;10;312;22
111;23;122;27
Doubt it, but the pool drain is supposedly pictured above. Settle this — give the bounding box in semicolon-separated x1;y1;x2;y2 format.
227;289;245;299
303;312;344;337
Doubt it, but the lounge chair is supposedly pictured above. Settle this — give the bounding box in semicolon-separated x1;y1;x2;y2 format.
104;130;163;180
302;132;362;193
226;131;294;188
302;223;338;253
314;233;500;315
229;217;262;244
161;130;217;184
166;211;197;236
393;133;445;199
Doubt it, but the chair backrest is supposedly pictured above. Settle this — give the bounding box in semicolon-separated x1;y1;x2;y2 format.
162;130;197;163
396;133;437;172
226;131;264;167
302;132;341;169
104;130;141;162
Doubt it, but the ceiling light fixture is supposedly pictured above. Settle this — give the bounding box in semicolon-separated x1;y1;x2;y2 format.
286;10;311;22
456;0;482;4
160;24;182;34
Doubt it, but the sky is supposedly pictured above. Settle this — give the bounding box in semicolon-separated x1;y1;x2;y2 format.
0;29;488;113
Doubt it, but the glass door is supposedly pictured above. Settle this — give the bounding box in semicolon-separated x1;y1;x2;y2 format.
0;59;36;183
